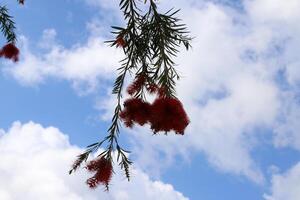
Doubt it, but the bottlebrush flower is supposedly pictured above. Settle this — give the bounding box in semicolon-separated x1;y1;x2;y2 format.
146;83;158;94
0;43;20;62
127;75;146;95
120;98;151;127
86;157;113;189
157;86;168;98
150;98;189;134
116;36;126;48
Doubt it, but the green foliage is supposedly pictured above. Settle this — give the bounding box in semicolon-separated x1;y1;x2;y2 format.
0;6;17;43
0;1;24;43
71;0;191;186
111;0;191;97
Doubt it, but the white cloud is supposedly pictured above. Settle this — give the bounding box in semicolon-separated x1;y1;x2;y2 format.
273;93;300;150
244;0;300;150
0;121;188;200
85;0;119;10
245;0;300;86
125;2;280;183
264;162;300;200
4;31;122;94
246;0;300;25
38;29;58;49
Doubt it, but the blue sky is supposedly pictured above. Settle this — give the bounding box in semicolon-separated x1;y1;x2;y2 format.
0;0;300;200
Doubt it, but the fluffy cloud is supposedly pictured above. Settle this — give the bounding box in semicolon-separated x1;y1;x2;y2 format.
126;1;279;183
0;121;188;200
126;0;300;183
245;0;300;150
264;162;300;200
273;93;300;150
246;0;300;25
4;30;122;94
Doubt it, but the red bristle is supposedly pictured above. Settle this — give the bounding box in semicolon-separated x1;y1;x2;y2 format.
149;98;189;134
0;43;20;62
85;157;113;189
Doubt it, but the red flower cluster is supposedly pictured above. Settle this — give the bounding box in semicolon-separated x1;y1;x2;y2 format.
116;37;126;48
0;43;20;62
86;157;113;189
146;83;159;94
127;75;146;95
120;98;151;127
150;98;189;134
120;81;190;134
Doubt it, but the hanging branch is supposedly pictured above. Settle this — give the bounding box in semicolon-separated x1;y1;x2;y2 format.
0;1;25;62
70;0;191;190
0;6;16;43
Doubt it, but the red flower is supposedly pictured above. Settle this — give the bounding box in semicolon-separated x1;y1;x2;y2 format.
127;75;146;95
150;98;189;135
116;37;126;48
120;98;151;127
86;157;113;189
157;86;167;98
146;83;158;94
0;43;20;62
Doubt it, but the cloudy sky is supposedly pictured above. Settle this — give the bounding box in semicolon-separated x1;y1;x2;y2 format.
0;0;300;199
